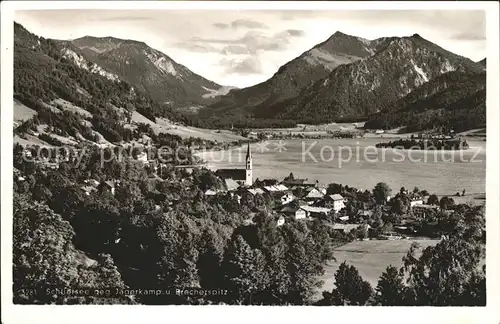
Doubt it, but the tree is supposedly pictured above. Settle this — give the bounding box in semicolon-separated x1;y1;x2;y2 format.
380;222;394;234
326;183;343;195
13;194;129;304
427;194;439;205
373;182;391;205
390;193;411;215
221;235;269;304
293;186;305;199
319;262;373;305
284;172;295;181
401;236;485;306
375;265;407;305
439;196;455;210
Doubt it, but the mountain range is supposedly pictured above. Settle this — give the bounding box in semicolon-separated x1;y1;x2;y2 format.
13;21;487;137
204;32;394;118
67;36;235;108
200;33;485;128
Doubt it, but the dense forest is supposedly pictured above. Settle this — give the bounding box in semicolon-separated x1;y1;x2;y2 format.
364;71;486;132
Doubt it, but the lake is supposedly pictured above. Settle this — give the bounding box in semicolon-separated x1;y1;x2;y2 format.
198;138;486;195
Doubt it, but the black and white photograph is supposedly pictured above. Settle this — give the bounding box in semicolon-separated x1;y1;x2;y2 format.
1;1;499;322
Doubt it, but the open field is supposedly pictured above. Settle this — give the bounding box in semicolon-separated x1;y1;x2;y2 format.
437;193;486;206
314;239;440;301
130;111;246;142
14;99;37;122
50;98;93;119
13;134;53;147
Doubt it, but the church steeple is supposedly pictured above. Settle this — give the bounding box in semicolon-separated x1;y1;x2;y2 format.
246;141;251;161
245;141;252;186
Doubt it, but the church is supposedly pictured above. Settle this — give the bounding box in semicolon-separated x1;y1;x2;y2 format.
215;142;253;186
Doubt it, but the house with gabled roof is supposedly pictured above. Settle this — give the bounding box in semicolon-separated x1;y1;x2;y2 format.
322;194;346;212
304;188;324;201
300;205;332;218
279;192;295;205
246;188;265;196
280;205;307;220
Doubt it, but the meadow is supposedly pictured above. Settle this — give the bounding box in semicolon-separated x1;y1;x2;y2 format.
314;239;441;300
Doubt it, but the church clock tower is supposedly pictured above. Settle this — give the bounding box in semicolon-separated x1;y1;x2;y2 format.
245;142;253;186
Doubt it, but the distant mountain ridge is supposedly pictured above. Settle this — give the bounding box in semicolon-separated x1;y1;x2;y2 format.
68;36;230;107
203;32;395;119
274;34;483;123
14;21;486;134
13;22;191;146
199;32;485;129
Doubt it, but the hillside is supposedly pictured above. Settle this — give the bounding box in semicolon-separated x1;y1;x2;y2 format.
364;70;486;133
13;22;244;147
70;36;229;107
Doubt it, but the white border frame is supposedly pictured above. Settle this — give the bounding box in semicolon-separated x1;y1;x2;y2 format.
1;2;499;324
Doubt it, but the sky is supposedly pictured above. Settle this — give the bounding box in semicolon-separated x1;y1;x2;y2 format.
14;9;486;88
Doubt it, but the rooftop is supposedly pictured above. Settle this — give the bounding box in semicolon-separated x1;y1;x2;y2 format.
412;204;439;209
300;206;331;214
328;194;344;201
215;168;246;181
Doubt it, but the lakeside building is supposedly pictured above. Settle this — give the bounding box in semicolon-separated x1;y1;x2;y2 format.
215;142;253;186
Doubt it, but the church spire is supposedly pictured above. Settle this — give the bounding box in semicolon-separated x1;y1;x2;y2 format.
246;141;251;160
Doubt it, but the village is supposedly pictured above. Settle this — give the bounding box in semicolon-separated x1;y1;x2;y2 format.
16;141;455;243
14;139;459;243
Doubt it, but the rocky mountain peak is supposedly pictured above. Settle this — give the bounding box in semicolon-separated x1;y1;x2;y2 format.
70;35;223;106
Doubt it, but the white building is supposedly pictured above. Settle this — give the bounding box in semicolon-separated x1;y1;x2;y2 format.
23;149;32;159
280;205;307;220
137;151;148;163
277;215;285;227
410;198;424;207
280;193;295;205
304;188;324;200
325;194;346;213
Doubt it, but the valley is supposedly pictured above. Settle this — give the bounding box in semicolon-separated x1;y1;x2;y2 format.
10;15;488;308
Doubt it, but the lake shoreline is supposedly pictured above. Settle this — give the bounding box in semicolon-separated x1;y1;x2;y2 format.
198;138;486;196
